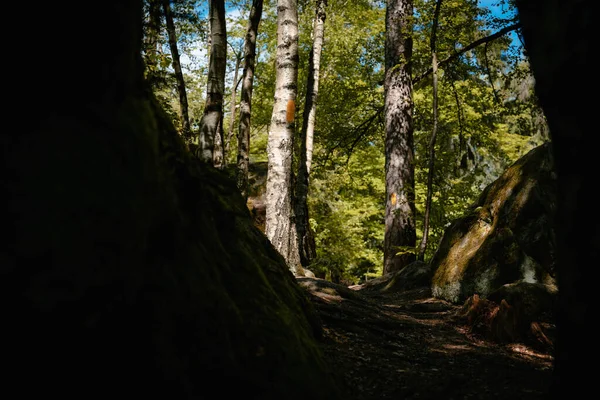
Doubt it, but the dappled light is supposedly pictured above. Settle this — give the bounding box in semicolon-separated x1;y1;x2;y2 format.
300;277;553;398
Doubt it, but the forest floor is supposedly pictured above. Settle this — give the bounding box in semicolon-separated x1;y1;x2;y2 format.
298;278;554;400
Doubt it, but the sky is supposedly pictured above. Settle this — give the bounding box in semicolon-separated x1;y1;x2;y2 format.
180;1;522;75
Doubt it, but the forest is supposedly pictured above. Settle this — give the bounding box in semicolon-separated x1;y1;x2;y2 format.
3;0;593;399
144;0;548;283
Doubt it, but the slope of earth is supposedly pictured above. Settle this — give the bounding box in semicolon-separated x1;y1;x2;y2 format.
298;278;553;400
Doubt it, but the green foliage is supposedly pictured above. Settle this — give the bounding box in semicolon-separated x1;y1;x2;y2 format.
148;0;549;284
309;144;385;284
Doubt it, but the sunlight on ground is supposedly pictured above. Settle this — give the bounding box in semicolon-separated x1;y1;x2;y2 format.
507;344;554;362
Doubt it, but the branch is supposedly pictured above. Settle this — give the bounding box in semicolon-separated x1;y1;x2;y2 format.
413;23;520;85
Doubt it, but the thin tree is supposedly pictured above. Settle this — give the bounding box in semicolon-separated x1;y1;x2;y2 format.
224;44;243;164
265;0;302;274
236;0;263;199
198;0;227;167
295;0;327;267
162;0;192;139
417;0;443;261
383;0;416;274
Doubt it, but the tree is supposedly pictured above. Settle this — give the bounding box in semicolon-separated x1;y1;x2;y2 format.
265;0;302;274
225;44;243;164
295;0;327;267
236;0;264;199
515;0;594;397
162;0;192;139
383;0;416;274
417;0;442;261
198;0;227;167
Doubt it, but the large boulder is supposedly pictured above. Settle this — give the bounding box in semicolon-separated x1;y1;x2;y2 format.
3;3;340;399
431;143;556;303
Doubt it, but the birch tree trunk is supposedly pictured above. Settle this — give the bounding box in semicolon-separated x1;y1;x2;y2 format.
266;0;302;274
162;0;192;140
236;0;263;199
198;0;226;167
383;0;416;275
295;0;326;267
417;0;442;261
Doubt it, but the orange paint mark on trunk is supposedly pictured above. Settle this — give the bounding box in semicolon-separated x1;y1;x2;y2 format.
286;100;295;123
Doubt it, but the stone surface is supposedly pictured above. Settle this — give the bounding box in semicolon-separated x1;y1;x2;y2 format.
431;143;556;303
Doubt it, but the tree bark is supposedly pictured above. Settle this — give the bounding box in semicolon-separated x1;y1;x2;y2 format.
266;0;302;274
417;0;442;261
162;0;192;139
295;0;326;267
198;0;227;167
383;0;416;275
236;0;263;199
515;1;594;398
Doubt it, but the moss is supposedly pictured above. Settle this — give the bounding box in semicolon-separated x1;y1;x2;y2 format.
431;144;556;304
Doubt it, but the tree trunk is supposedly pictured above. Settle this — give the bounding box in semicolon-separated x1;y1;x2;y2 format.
515;1;594;398
198;0;227;168
417;0;442;261
295;0;326;267
162;0;192;139
383;0;416;275
236;0;263;199
266;0;302;275
224;53;242;164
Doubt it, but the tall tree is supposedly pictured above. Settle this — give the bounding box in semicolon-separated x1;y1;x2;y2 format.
383;0;416;274
198;0;227;167
162;0;192;139
417;0;442;261
265;0;302;274
225;45;243;164
295;0;327;267
236;0;263;199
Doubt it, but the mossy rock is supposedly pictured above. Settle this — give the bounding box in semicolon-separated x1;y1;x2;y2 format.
431;144;557;303
3;94;341;399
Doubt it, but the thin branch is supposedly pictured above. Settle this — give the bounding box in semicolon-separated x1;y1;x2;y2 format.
413;23;520;85
484;42;500;103
320;107;383;169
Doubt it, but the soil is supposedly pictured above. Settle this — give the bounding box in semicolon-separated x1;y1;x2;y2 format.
298;278;554;400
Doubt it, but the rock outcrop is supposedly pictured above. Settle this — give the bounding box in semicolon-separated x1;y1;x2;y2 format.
431;143;556;303
3;3;340;399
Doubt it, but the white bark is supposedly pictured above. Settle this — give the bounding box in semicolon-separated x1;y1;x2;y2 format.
265;0;302;274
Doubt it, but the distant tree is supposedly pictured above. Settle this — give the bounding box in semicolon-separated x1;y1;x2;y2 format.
417;0;442;261
295;0;327;267
162;0;192;139
236;0;264;199
225;44;242;164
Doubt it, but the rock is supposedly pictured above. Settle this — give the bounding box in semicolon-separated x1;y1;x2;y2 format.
304;269;316;278
2;4;341;399
431;143;556;303
457;282;557;348
355;261;434;293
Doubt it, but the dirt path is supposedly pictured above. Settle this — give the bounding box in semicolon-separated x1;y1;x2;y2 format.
298;278;554;400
